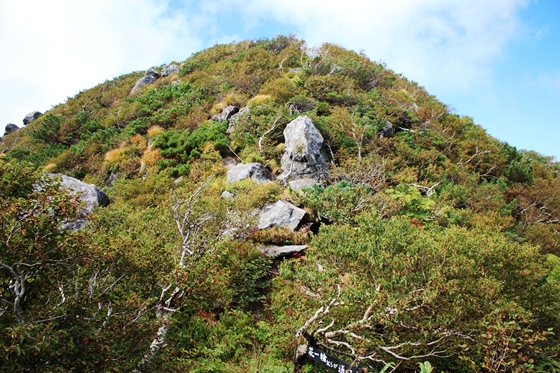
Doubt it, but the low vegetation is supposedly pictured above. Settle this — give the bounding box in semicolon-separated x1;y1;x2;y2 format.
2;35;560;372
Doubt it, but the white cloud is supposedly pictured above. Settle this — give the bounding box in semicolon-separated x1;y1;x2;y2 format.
204;0;528;94
1;0;529;136
0;0;204;129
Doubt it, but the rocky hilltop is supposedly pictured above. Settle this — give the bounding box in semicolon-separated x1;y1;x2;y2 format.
1;36;560;372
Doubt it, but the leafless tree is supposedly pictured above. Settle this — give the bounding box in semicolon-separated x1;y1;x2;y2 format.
134;177;217;372
295;285;472;372
172;177;215;266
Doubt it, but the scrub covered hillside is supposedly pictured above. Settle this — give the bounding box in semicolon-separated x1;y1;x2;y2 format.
2;35;560;372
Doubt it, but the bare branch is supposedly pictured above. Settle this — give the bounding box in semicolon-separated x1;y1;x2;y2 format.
172;177;214;267
409;180;443;198
258;115;282;153
457;147;490;166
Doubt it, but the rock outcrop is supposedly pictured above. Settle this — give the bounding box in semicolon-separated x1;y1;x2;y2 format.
3;123;20;137
226;106;249;134
258;244;308;258
223;156;237;169
288;178;319;191
221;190;235;199
23;111;42;125
258;200;306;231
160;63;179;77
380;122;394;138
280;116;328;181
130;70;160;95
213;105;239;122
226;163;274;184
48;174;110;230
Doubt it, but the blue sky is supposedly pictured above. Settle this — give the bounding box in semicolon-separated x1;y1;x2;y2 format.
1;0;558;160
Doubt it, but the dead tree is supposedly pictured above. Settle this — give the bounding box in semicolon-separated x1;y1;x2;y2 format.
172;177;214;266
134;178;214;372
295;285;471;372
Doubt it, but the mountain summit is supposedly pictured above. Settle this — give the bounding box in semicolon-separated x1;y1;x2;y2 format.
1;36;560;372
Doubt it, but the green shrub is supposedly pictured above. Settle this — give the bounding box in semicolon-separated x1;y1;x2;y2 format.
302;181;374;224
30;113;64;143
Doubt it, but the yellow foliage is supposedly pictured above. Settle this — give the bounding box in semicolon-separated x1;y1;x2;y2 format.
248;94;271;106
211;101;227;116
467;211;514;232
100;115;116;128
147;126;165;140
104;148;126;166
223;91;248;107
225;178;281;210
260;77;298;103
43;163;57;172
140;146;160;169
129;134;147;153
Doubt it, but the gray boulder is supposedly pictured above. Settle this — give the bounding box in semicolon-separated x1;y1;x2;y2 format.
226;163;274;184
223;156;237;169
48;174;110;230
227;106;249;134
258;244;308;258
288;178;319;191
380;122;393;138
258;200;306;231
3;123;20;136
221;190;235;199
161;63;179;77
23;111;42;125
130;69;160;94
213;105;239;122
280;116;329;180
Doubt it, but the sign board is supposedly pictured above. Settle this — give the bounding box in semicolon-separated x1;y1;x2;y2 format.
307;345;364;373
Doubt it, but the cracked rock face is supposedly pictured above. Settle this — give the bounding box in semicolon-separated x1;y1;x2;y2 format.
257;200;306;231
280;116;328;181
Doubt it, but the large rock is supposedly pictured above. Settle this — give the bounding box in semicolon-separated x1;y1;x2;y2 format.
288;178;320;191
380;122;393;138
258;200;306;231
280;116;329;180
226;163;274;184
213;105;239;122
227;106;249;134
223;156;237;169
258;244;308;258
160;63;179;77
48;174;110;230
130;70;160;94
3;123;20;136
23;111;42;125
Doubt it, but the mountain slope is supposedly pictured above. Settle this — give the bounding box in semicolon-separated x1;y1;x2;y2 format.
1;35;560;372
